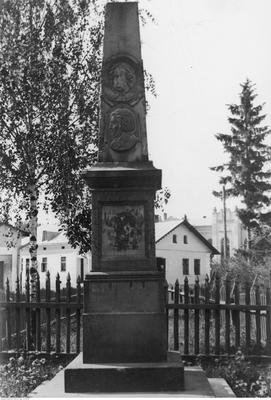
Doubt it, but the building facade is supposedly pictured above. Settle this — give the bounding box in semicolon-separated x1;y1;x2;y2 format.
155;217;219;285
20;229;91;290
0;223;28;291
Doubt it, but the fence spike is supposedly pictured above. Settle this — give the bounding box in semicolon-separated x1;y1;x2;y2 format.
16;275;20;301
46;270;51;302
36;272;40;302
6;278;10;301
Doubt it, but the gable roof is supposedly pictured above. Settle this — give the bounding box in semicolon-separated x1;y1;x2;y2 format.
20;231;69;250
252;236;271;251
0;222;29;236
155;217;220;255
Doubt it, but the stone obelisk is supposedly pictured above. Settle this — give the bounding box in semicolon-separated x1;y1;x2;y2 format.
65;2;184;393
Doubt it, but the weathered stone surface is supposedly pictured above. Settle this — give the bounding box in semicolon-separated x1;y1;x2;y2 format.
90;188;158;272
82;272;167;363
83;312;167;364
83;272;165;313
97;2;148;163
65;353;184;393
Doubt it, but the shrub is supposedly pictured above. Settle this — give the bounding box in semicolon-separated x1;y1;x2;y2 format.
0;354;67;397
202;350;271;397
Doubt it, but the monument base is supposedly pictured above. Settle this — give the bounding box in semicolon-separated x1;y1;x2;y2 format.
64;352;184;393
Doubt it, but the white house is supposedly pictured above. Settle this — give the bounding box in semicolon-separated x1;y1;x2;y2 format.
0;223;28;291
155;217;219;286
20;228;91;289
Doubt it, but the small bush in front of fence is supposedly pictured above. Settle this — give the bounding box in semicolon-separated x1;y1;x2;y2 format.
201;350;271;397
0;353;69;397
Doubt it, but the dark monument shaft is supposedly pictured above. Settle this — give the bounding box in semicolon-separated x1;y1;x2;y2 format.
65;2;184;392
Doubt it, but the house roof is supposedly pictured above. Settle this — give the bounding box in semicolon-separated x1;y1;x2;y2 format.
20;231;69;250
0;222;29;236
252;236;271;251
155;217;220;255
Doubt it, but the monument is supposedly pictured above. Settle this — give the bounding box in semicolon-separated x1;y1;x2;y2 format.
64;2;184;393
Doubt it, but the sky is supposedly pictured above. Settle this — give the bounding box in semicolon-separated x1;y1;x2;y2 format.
138;0;271;222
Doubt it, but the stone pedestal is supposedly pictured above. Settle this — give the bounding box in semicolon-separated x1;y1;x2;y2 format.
83;271;167;364
65;353;184;393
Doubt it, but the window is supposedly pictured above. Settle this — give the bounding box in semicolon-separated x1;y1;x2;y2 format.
194;259;200;275
182;258;189;275
172;234;177;244
61;256;66;272
183;235;188;244
41;257;47;272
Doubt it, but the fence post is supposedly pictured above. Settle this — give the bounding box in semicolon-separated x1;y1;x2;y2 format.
164;279;169;351
266;285;271;355
234;279;240;349
225;274;231;354
66;273;71;354
45;271;51;353
255;280;261;349
194;276;200;355
6;278;11;349
25;267;31;350
204;275;210;355
76;276;81;354
184;277;189;355
245;280;251;352
36;273;41;351
173;279;179;351
215;273;220;355
56;273;61;353
15;276;20;351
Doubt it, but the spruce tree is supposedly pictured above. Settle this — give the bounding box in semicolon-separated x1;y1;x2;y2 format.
211;79;271;247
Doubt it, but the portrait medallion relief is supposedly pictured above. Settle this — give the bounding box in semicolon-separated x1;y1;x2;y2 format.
102;56;144;105
107;107;140;152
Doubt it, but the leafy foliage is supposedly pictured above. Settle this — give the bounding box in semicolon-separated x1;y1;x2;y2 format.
202;350;271;397
211;80;271;245
0;0;160;255
211;251;270;286
0;354;70;397
154;187;171;211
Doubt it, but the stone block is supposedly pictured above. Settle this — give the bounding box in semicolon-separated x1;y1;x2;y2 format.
83;271;165;313
65;353;184;393
83;312;167;363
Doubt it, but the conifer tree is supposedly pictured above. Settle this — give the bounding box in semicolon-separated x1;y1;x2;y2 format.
211;79;271;248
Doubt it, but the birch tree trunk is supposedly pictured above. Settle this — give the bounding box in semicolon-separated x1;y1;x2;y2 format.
28;179;38;347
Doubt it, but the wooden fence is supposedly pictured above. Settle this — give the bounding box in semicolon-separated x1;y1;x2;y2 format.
0;270;83;355
0;271;270;360
166;275;271;358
